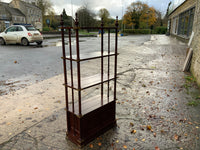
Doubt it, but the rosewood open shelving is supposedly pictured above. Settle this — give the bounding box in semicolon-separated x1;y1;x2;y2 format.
60;13;118;146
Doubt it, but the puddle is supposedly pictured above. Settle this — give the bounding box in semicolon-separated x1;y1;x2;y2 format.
36;41;68;48
35;40;86;48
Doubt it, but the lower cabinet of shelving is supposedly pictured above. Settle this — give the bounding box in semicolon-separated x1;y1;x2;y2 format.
66;100;116;146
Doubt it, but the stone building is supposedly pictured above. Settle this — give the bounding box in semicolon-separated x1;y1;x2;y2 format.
190;0;200;85
10;0;42;30
0;2;26;31
0;0;42;31
168;0;200;85
168;0;196;40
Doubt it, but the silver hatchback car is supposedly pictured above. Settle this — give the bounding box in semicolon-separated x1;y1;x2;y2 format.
0;24;43;46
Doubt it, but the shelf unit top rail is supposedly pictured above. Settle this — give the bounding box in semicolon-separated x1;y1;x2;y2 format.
61;26;117;30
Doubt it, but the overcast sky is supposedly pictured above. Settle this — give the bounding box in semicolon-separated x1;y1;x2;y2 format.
2;0;171;19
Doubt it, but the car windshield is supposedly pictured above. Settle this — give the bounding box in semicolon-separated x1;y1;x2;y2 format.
25;26;36;31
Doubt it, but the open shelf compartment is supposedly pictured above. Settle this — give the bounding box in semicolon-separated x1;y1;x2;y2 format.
64;74;115;90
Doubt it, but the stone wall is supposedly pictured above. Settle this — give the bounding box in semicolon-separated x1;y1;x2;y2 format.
169;0;196;37
169;0;196;19
191;0;200;86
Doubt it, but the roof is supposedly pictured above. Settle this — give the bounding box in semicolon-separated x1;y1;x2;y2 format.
168;0;195;17
19;0;41;10
6;7;25;17
0;2;9;6
0;2;25;17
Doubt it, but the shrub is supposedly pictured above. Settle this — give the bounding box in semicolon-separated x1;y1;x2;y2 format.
123;29;151;34
154;27;167;34
43;27;50;32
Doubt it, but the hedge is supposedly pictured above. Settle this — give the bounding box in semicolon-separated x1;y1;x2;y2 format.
154;27;167;34
123;29;151;34
123;27;167;34
43;27;50;32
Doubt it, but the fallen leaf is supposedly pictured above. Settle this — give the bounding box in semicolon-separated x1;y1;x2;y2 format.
34;107;38;110
174;134;180;141
142;84;146;87
7;122;11;125
142;139;145;141
149;81;154;85
130;122;134;127
14;61;18;64
123;145;127;149
153;133;156;137
89;144;94;148
188;122;193;125
135;138;138;142
133;148;135;150
18;109;22;112
131;130;136;134
140;125;145;130
98;142;102;146
155;146;160;150
196;126;199;129
116;140;119;143
147;125;152;130
160;130;165;134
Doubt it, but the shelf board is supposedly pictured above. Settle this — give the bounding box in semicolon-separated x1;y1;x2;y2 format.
68;95;114;116
64;52;118;62
64;74;115;90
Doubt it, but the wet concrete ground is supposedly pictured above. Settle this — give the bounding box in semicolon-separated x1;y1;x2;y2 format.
0;35;200;150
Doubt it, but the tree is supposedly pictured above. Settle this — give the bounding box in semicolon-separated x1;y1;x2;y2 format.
62;9;71;26
154;10;163;27
123;1;157;29
98;8;110;25
36;0;54;17
76;6;96;27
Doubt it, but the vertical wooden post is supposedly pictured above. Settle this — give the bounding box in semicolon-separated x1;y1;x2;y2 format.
75;13;82;116
60;15;68;110
101;18;104;106
107;29;110;103
114;16;118;101
68;28;75;113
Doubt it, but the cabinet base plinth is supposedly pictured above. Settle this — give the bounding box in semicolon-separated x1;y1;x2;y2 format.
66;101;116;146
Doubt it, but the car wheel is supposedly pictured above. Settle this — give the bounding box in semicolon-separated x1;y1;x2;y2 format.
21;38;29;46
36;41;43;45
0;38;6;45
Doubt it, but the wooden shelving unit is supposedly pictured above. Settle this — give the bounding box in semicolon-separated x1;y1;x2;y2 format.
60;13;118;146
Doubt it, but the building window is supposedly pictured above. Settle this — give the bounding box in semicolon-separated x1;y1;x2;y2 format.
172;17;178;34
178;7;195;37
